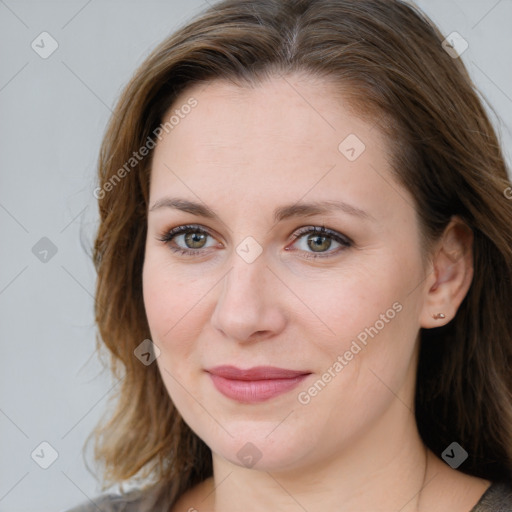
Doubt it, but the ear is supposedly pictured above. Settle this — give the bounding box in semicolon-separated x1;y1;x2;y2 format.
419;216;474;328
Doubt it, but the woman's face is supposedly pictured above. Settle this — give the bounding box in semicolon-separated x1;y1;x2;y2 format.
143;74;429;472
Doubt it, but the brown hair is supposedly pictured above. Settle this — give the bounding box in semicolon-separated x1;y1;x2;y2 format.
88;0;512;506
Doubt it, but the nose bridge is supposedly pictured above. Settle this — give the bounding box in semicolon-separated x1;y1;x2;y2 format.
219;252;268;316
220;229;270;303
211;249;285;341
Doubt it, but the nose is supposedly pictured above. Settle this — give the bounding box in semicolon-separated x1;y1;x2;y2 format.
210;253;287;343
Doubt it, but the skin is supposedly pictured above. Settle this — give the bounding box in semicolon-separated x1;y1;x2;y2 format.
142;74;489;511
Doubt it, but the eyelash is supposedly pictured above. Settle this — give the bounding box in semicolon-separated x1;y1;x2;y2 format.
156;224;352;259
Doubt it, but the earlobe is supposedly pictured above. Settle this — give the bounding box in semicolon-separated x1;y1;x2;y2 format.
419;217;474;329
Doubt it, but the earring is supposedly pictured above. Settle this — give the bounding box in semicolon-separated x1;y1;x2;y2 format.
432;313;446;320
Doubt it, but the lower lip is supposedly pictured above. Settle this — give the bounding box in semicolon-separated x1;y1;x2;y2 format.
208;373;309;403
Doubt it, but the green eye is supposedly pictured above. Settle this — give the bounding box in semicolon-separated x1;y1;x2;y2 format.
158;224;352;259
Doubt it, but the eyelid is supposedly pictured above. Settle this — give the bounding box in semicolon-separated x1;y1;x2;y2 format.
285;225;352;259
157;223;352;258
289;225;353;246
156;224;221;251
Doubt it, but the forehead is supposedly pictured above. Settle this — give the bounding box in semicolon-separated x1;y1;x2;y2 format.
159;74;382;154
149;75;405;223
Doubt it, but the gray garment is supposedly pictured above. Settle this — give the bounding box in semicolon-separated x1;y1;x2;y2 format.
63;480;512;512
471;482;512;512
63;486;155;512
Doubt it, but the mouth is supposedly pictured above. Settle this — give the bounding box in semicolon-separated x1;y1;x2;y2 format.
205;365;311;403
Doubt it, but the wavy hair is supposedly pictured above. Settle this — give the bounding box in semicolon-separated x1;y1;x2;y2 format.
87;0;512;507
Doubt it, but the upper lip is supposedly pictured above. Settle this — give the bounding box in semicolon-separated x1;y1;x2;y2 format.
206;365;311;380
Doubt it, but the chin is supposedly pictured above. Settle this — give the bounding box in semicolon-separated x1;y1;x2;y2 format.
199;422;320;472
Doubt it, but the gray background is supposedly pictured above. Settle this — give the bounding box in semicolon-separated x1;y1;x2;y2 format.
0;1;511;511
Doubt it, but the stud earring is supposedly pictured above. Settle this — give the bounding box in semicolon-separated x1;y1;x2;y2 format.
432;313;446;320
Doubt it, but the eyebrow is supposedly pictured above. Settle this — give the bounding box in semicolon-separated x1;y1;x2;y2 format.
149;197;374;223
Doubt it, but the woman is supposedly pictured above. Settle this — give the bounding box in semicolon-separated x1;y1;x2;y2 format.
67;0;512;510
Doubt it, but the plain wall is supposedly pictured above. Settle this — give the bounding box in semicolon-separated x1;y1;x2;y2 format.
0;1;511;511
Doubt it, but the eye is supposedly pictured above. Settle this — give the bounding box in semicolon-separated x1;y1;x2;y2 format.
157;224;352;259
286;225;352;259
157;224;219;256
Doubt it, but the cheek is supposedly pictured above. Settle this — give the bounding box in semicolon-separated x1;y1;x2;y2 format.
291;256;403;348
142;258;204;409
142;253;197;352
296;252;418;399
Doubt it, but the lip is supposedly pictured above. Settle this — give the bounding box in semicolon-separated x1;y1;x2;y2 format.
206;365;311;403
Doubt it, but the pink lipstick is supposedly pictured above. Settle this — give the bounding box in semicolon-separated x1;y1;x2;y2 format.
206;365;310;403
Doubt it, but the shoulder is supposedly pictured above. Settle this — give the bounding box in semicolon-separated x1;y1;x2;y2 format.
471;480;512;512
62;487;151;512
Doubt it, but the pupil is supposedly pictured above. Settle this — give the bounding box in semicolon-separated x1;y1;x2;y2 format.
187;232;205;248
309;235;330;252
